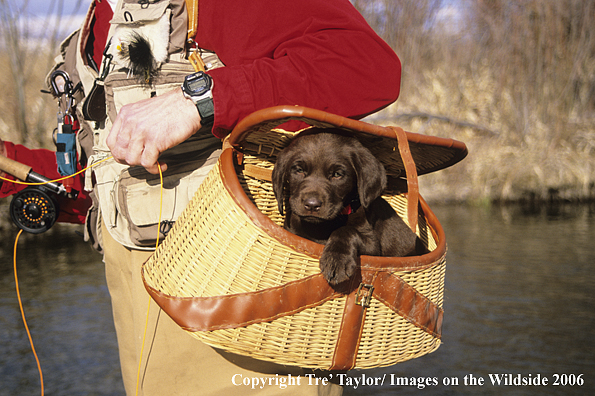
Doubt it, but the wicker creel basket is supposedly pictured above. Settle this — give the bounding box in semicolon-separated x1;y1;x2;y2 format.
142;106;467;370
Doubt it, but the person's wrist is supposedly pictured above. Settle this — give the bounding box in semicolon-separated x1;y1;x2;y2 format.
181;71;214;127
178;89;204;131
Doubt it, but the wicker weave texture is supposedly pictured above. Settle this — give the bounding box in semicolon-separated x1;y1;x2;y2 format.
143;151;445;368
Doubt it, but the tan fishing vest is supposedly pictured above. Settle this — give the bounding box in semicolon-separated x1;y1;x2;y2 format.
51;0;224;250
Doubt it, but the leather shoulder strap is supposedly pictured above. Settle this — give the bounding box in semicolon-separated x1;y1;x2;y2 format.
185;0;207;72
185;0;199;40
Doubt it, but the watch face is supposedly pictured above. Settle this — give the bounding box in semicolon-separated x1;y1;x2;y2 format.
186;73;211;96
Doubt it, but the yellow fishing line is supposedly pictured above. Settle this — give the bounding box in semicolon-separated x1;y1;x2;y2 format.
0;155;114;186
7;157;110;396
14;229;44;396
135;298;152;396
6;156;166;396
136;162;163;396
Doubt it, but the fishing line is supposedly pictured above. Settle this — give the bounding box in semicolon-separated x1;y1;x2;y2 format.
13;228;44;396
135;162;163;396
7;157;108;396
0;155;113;186
7;156;165;395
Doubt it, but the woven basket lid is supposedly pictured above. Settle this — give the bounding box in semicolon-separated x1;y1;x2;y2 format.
227;105;468;177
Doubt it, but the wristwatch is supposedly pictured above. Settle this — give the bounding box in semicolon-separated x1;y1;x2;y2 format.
181;71;214;126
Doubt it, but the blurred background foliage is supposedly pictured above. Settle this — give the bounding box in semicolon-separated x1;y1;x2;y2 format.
0;0;84;149
1;0;594;204
354;0;595;204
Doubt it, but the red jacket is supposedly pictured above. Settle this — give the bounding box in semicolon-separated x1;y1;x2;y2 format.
1;0;400;224
199;0;401;138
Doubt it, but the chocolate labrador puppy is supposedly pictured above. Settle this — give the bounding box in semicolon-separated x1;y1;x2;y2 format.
272;130;427;285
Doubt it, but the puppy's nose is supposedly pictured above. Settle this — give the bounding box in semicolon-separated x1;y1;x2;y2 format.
303;197;322;212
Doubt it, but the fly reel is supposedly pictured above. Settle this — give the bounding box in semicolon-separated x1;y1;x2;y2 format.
10;187;59;234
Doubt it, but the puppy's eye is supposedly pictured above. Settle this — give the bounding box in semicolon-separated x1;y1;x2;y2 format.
291;165;305;175
331;170;344;179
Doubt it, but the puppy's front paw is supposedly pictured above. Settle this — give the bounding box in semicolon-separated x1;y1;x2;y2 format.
320;241;359;285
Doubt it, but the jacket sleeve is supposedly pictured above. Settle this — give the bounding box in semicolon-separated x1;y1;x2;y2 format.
0;141;91;224
196;0;401;138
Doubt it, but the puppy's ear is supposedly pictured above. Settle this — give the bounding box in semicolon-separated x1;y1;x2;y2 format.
351;143;387;208
272;147;292;216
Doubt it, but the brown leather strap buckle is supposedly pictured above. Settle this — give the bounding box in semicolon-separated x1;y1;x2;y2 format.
354;283;375;308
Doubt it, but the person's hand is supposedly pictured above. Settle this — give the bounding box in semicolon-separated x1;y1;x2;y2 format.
107;88;202;174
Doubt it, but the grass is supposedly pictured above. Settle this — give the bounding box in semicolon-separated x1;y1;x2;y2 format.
0;51;57;150
368;66;595;204
358;0;595;204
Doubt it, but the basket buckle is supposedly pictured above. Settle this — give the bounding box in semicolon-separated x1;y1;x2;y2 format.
355;283;374;308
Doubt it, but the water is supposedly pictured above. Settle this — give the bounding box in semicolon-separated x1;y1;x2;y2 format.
0;228;124;396
345;203;595;396
1;203;594;395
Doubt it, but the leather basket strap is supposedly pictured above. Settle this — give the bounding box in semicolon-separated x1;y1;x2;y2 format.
144;263;443;368
143;270;341;331
330;275;368;371
371;271;443;338
390;126;419;231
143;264;442;336
327;266;443;370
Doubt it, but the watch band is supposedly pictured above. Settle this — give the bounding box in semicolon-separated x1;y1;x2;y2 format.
196;97;214;126
182;71;214;127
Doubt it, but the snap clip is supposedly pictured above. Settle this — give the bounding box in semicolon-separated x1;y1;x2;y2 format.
355;283;374;308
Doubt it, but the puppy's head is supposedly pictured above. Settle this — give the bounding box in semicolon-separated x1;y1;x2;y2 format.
272;130;386;220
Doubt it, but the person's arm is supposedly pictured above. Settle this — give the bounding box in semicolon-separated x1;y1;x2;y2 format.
107;0;400;173
200;0;401;138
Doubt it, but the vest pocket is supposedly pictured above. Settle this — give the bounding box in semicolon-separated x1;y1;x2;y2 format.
111;0;170;25
114;146;220;247
103;60;195;123
108;0;173;80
